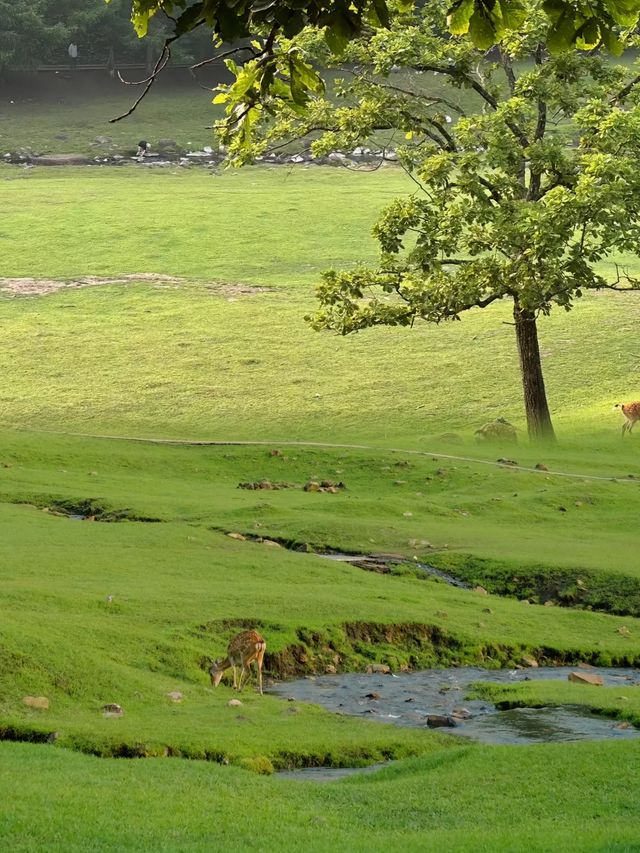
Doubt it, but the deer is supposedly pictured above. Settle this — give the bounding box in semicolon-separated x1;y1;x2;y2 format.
209;630;266;695
614;401;640;436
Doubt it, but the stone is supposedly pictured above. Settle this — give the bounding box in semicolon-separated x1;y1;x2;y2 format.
482;607;493;614
475;418;518;444
304;481;321;492
227;532;246;541
497;458;518;466
94;135;112;144
166;691;183;702
227;699;243;707
452;707;472;719
261;539;281;547
22;695;49;710
535;463;549;471
617;626;631;636
366;663;391;675
102;703;124;716
521;656;539;668
544;600;555;607
324;665;337;674
615;721;632;730
427;714;458;728
568;672;603;686
365;692;381;700
474;585;488;595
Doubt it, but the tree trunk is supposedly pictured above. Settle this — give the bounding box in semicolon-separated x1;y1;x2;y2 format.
513;301;556;442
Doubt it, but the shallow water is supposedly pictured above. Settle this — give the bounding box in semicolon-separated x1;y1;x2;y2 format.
270;666;640;747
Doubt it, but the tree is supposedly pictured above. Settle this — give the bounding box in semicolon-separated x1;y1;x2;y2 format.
115;0;640;141
0;0;66;71
250;4;640;440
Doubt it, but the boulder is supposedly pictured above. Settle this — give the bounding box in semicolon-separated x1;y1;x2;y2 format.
366;663;391;675
227;699;243;707
427;714;458;728
227;532;246;541
568;672;603;686
521;656;539;668
475;418;518;444
22;696;49;710
452;707;472;720
102;703;124;716
166;691;183;702
474;585;488;595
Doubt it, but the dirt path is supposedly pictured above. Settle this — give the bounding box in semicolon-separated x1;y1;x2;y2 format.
12;428;639;484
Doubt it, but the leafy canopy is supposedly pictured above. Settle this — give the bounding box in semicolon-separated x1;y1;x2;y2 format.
247;4;640;335
121;0;640;144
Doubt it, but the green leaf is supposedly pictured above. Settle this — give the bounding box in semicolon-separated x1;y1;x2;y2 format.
175;3;205;35
289;56;310;105
499;0;527;29
288;52;325;95
576;18;600;49
447;0;474;35
368;0;391;28
468;9;497;48
546;10;576;53
324;10;355;55
601;26;625;56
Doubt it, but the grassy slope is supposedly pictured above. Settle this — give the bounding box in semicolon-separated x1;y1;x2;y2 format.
2;740;640;851
1;432;639;768
2;156;640;847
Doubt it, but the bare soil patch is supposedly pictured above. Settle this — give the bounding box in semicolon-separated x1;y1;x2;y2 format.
0;275;273;298
0;274;181;297
205;282;274;299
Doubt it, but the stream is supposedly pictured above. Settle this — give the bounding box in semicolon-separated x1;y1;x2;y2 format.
271;666;640;781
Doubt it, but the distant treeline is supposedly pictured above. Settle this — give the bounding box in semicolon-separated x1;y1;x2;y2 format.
0;0;214;72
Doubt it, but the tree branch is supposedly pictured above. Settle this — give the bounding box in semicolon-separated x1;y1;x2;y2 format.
110;33;183;123
412;63;530;149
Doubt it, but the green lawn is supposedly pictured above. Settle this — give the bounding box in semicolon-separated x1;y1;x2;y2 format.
0;83;221;157
2;158;640;849
2;740;640;851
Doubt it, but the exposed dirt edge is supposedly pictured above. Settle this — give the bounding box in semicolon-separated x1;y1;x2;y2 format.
427;553;640;619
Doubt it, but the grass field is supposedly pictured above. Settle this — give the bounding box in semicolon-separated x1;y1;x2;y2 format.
2;119;640;849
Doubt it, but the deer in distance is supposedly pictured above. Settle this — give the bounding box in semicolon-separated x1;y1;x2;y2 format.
614;402;640;436
209;630;266;695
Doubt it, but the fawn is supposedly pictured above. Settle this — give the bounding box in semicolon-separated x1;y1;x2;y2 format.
614;402;640;436
209;630;266;695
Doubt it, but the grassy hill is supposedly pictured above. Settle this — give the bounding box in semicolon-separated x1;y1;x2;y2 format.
2;160;640;850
